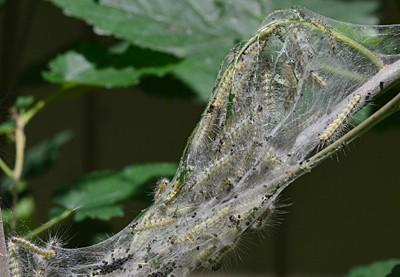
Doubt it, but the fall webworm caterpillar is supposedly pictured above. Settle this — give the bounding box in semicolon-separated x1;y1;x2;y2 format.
154;177;169;201
133;216;175;231
181;207;229;243
8;240;22;277
165;181;183;203
319;94;361;141
309;18;337;53
10;237;56;259
165;168;191;203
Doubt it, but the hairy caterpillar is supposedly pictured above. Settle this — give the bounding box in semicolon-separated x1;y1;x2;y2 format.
7;240;22;277
165;181;183;203
282;61;298;110
154;177;169;201
310;18;337;52
10;237;56;259
133;216;175;232
181;207;230;243
319;94;362;141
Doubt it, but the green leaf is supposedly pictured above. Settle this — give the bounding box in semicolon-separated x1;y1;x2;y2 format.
50;0;235;57
49;0;378;101
54;163;177;221
0;120;15;135
173;55;225;101
15;95;35;111
86;42;180;70
43;50;176;88
2;197;35;224
47;0;255;100
346;259;400;277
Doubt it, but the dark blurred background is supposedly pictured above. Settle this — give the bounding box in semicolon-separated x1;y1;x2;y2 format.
0;0;399;276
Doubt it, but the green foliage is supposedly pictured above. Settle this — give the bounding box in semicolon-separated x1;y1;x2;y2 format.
2;197;35;225
0;95;37;135
54;163;177;221
43;50;176;89
15;95;35;111
0;120;15;135
47;0;378;101
346;259;400;277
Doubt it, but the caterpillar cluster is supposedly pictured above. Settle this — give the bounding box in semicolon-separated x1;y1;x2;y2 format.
7;237;57;277
3;7;395;277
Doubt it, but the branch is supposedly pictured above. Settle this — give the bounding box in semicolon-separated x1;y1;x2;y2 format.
20;88;71;126
0;158;13;179
10;109;26;231
12;111;25;181
24;209;74;240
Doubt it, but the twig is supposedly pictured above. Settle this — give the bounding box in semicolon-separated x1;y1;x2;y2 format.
0;158;13;178
10;109;26;231
12;111;25;181
24;209;74;240
20;88;71;126
0;87;83;138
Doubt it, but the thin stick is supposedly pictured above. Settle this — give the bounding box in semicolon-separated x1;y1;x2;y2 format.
1;87;84;137
20;88;70;126
21;86;89;128
25;209;74;240
0;205;10;277
12;112;25;181
0;158;13;178
11;109;26;231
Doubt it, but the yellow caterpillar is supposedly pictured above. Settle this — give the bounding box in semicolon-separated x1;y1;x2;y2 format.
182;207;229;243
133;216;175;232
7;240;22;277
10;237;56;259
319;94;361;141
